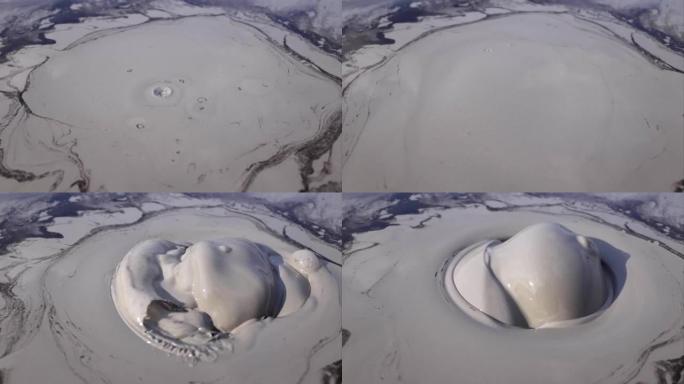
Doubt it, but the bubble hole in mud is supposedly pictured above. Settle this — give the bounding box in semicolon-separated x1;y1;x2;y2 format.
153;86;173;99
444;223;623;329
142;81;183;107
112;238;320;354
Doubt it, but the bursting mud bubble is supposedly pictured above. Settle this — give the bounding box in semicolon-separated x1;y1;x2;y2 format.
0;193;342;384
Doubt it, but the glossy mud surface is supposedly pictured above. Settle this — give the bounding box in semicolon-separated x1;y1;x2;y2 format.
342;193;683;384
0;193;342;384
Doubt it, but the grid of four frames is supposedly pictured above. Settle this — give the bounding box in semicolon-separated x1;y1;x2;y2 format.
0;1;682;384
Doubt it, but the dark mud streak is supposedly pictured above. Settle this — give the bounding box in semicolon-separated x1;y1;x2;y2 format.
595;329;684;384
321;360;342;384
47;304;114;384
653;354;684;384
295;110;342;192
0;51;90;190
0;99;59;187
361;260;398;298
629;34;684;74
410;213;442;229
295;334;340;384
0;280;28;359
22;61;91;192
341;328;350;347
283;36;341;84
0;259;49;370
239;109;342;193
343;242;379;260
227;13;336;82
0;148;56;186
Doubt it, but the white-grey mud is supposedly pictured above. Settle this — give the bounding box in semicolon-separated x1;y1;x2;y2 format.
0;0;342;192
342;193;683;384
0;193;342;384
343;0;684;192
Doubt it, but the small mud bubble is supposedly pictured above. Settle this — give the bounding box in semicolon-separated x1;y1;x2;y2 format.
153;86;173;98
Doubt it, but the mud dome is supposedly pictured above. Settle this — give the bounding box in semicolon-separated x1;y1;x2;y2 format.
343;12;684;192
2;14;340;192
447;223;615;329
342;194;684;384
112;238;321;352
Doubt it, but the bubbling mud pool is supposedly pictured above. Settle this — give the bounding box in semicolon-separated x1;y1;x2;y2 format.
0;194;342;384
112;238;325;355
342;194;683;384
342;5;684;192
0;2;342;192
